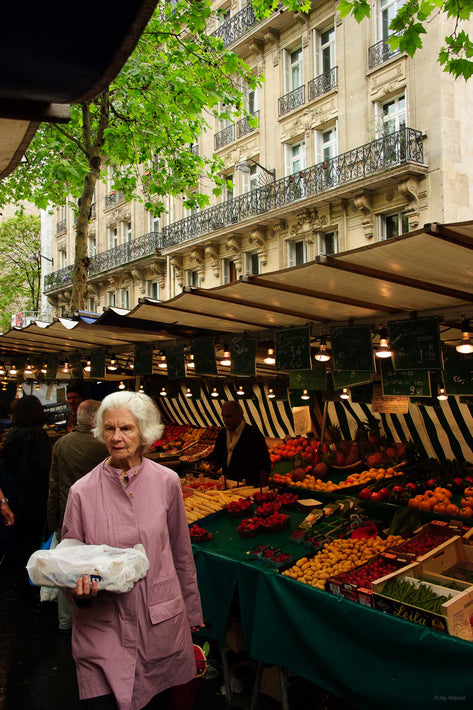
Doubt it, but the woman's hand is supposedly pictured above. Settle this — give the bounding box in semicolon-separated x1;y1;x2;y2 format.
72;574;99;600
190;623;206;634
0;501;14;526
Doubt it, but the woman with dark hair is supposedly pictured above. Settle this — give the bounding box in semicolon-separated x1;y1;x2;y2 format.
2;395;52;599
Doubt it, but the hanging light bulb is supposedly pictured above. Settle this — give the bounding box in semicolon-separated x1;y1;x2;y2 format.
236;384;245;396
9;363;17;376
456;320;473;354
375;327;392;359
210;387;219;398
35;382;41;391
437;387;448;401
220;347;231;367
62;358;70;374
186;353;195;369
138;383;144;393
159;385;167;397
25;359;34;375
83;359;92;373
301;389;310;400
263;347;276;366
1;383;7;391
267;387;276;400
185;387;193;398
118;381;125;390
158;357;167;369
107;354;118;371
340;388;350;400
40;361;48;374
0;364;6;376
314;336;331;362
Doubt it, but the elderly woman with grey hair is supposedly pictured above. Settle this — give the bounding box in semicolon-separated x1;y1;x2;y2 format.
61;391;203;710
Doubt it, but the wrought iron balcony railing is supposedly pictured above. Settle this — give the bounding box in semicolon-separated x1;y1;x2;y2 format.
308;66;338;101
162;128;424;248
44;231;163;292
212;2;257;47
236;110;259;139
189;143;199;156
215;124;235;150
278;85;305;116
368;35;401;69
90;202;96;218
56;218;67;235
104;191;125;208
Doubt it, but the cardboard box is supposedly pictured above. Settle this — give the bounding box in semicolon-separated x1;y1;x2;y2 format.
388;520;466;561
419;536;473;584
372;562;473;641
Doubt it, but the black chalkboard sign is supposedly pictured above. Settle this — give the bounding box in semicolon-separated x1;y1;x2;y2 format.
332;370;373;389
90;350;105;378
231;336;257;376
70;353;84;379
389;317;443;370
276;326;311;371
289;389;314;407
380;358;431;397
350;384;374;404
443;348;473;395
193;339;217;375
289;365;327;391
274;381;289;401
134;343;153;375
330;325;375;372
166;346;186;380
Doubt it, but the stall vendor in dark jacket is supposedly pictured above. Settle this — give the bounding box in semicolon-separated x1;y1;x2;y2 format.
208;401;271;486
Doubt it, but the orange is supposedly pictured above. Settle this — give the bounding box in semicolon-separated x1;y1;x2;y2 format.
446;503;459;516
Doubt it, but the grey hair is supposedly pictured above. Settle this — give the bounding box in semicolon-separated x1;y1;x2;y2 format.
77;400;101;428
94;391;164;452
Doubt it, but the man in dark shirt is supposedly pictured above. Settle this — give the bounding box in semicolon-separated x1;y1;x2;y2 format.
66;381;84;433
208;401;271;487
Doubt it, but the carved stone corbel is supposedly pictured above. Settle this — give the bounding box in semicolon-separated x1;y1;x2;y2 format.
249;228;268;266
225;235;241;254
354;192;374;240
398;177;419;210
205;243;220;279
170;255;184;288
190;247;205;266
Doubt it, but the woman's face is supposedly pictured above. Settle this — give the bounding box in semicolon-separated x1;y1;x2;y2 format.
103;407;142;466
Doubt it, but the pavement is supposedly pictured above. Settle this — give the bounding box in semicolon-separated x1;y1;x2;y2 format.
0;555;356;710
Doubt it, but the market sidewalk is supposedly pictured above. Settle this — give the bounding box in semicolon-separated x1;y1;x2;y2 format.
0;558;356;710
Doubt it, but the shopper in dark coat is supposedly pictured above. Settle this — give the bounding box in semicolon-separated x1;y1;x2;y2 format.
2;395;52;599
209;400;271;486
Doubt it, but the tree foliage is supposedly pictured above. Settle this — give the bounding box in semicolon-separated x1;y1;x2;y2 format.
0;215;41;332
0;0;258;312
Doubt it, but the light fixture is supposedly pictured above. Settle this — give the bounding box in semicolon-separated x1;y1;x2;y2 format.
314;336;331;362
236;384;245;396
456;320;473;354
159;385;167;397
40;361;48;374
118;381;125;390
0;364;6;377
107;354;118;371
263;346;276;366
437;387;448;401
25;359;34;375
62;358;70;374
9;364;17;376
300;389;310;401
186;353;195;369
268;387;276;399
185;387;193;398
1;383;7;391
138;383;144;393
340;388;350;400
210;387;219;398
35;382;41;391
375;327;392;359
237;157;276;181
220;347;231;367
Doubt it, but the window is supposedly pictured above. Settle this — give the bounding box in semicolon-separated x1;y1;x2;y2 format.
122;221;132;243
285;142;306;176
247;87;258;115
222;258;237;284
108;291;117;307
120;288;130;309
87;237;96;258
315;125;338;186
107;166;116;192
147;280;160;300
381;95;406;135
315;27;336;75
318;231;338;256
287;239;308;267
108;226;119;249
87;297;96;313
244;252;260;275
242;164;259;193
224;175;234;202
147;211;160;233
285;47;303;92
186;270;201;287
379;212;409;240
379;0;405;40
377;95;406;162
58;249;67;268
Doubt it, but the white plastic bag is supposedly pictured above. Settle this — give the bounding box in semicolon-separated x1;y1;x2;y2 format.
27;539;149;593
40;531;59;602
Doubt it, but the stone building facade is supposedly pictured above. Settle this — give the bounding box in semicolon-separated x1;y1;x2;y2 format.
42;0;473;316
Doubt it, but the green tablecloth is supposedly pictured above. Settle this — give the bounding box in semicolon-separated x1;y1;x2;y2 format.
193;512;473;710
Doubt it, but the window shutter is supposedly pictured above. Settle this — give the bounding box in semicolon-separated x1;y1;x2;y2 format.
284;50;291;92
287;241;295;268
314;30;321;76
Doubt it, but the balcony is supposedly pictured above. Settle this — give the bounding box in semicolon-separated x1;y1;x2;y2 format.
368;35;401;69
308;67;338;101
162;128;425;248
214;124;235;150
278;85;305;116
236;110;259;139
104;191;125;208
212;3;257;47
44;231;164;292
56;218;67;235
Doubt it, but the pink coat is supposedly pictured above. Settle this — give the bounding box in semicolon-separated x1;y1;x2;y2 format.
62;457;203;710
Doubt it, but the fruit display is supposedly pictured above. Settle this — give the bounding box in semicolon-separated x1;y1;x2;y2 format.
282;534;405;590
254;501;281;518
272;466;404;493
179;442;215;463
225;497;253;517
390;521;465;559
381;576;453;614
268;436;320;467
326;554;400;594
189;524;213;542
249;545;295;568
237;512;290;537
184;484;265;524
252;490;279;504
152;424;220;458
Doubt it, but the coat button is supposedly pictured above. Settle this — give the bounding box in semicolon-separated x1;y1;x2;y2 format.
129;492;134;498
